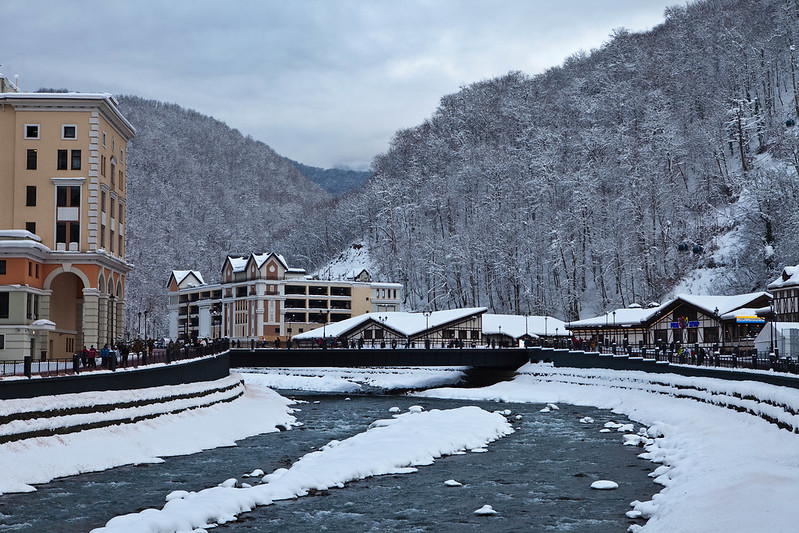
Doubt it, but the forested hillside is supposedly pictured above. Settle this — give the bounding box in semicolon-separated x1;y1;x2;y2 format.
353;0;799;319
287;160;371;197
118;96;332;328
119;0;799;332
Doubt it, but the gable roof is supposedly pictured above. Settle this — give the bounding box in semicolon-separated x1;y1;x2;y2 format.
292;308;488;340
482;314;569;338
167;270;205;289
768;265;799;290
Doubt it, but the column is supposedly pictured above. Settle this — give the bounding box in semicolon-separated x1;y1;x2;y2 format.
115;298;126;341
97;292;108;347
82;288;100;349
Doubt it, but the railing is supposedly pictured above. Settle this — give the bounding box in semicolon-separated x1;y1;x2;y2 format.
0;339;230;379
576;343;799;375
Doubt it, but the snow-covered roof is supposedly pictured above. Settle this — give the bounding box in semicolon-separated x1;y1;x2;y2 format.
675;292;771;317
482;314;568;338
568;305;665;328
0;230;42;242
252;252;289;270
0;92;135;135
719;307;766;322
293;308;488;339
227;256;249;273
170;270;205;287
768;265;799;290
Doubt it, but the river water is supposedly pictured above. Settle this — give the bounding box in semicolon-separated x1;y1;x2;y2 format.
0;392;656;532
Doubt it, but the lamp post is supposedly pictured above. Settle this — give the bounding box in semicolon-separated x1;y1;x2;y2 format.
144;309;149;340
322;310;329;348
138;311;142;338
184;299;190;344
423;310;431;349
612;311;616;346
555;327;559;348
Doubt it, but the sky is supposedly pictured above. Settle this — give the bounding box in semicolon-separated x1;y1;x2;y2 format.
4;0;680;169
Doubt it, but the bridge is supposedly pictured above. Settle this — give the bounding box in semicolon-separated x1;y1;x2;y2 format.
228;347;530;370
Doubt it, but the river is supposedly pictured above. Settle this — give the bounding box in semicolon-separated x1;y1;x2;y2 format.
0;391;656;532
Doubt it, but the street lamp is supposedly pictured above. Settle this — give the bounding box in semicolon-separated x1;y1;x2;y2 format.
423;310;431;349
612;310;616;345
138;311;142;338
144;309;149;340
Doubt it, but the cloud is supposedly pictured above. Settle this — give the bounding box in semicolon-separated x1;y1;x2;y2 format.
3;0;674;168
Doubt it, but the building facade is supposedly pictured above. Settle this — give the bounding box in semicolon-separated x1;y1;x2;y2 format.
0;78;135;360
167;252;403;342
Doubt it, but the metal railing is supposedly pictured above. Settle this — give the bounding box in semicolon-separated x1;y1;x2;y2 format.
0;339;230;379
579;343;799;375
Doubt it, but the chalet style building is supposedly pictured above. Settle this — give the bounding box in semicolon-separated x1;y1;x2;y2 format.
167;252;402;343
568;292;772;354
292;307;486;348
0;76;135;361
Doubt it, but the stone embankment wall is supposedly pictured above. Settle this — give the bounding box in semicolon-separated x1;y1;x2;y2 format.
0;374;244;444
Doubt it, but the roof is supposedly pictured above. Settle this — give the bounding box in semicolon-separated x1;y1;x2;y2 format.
169;270;205;288
768;266;799;290
251;252;289;270
226;256;249;273
0;92;136;137
293;307;488;339
569;292;772;329
568;305;665;328
482;314;568;338
675;292;771;317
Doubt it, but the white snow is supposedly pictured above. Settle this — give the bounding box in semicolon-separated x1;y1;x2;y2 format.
590;480;619;490
473;504;497;516
444;479;463;487
0;374;295;495
93;406;513;532
413;363;799;532
240;366;465;391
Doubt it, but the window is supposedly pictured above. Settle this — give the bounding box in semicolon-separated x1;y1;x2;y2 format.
111;138;115;151
26;186;36;206
0;292;8;318
111;160;116;187
110;198;115;220
56;186;80;207
62;125;77;139
24;124;39;139
118;234;123;255
101;191;106;212
100;225;105;248
110;230;114;252
102;131;106;147
25;222;36;235
118;204;124;225
71;150;81;170
27;149;37;170
0;334;4;350
56;222;80;245
101;155;106;176
0;260;5;275
57;150;68;170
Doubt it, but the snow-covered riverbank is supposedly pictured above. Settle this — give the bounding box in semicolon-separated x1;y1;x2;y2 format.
414;364;799;533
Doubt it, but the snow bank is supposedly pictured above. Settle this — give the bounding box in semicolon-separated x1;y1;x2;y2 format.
241;366;466;391
414;364;799;532
93;406;513;532
0;376;296;495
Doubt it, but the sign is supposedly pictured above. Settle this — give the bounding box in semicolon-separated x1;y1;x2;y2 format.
736;316;765;324
670;321;699;328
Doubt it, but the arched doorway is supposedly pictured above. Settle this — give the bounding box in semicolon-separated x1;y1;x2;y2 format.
49;272;85;358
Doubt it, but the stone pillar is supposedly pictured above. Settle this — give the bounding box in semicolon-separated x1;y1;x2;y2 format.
82;288;100;350
116;298;126;341
97;292;108;347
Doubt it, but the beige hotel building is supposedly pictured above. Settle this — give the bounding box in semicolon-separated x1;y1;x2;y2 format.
0;75;135;360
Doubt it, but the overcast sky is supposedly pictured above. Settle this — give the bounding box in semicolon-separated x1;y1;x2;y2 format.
4;0;678;169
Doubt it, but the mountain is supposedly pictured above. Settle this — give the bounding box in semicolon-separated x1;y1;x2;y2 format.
118;96;334;332
287;160;371;197
346;0;799;319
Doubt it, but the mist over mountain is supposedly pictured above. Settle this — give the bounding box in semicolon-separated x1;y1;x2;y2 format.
120;0;799;332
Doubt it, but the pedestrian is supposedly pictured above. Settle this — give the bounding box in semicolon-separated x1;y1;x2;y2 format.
89;345;97;368
80;345;88;367
101;343;110;368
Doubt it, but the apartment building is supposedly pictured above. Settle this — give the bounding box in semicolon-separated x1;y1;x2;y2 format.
0;75;135;360
167;252;403;342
